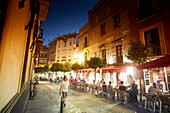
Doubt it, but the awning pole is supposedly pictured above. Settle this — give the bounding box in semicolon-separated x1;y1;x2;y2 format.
164;67;169;91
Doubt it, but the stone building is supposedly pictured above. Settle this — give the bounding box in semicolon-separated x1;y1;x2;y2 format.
0;0;50;112
128;0;170;92
78;0;133;85
47;39;57;64
79;0;131;66
55;32;79;64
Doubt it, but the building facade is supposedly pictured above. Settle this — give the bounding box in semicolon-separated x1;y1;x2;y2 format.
47;39;57;64
37;45;48;67
0;0;50;112
128;0;170;92
79;0;131;66
79;0;133;85
55;32;79;64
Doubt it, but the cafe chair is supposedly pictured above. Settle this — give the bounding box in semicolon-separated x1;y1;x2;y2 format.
144;93;156;112
102;86;108;98
119;90;125;102
159;95;170;113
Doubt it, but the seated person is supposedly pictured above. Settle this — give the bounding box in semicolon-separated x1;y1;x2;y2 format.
102;82;107;97
108;81;115;100
148;83;159;94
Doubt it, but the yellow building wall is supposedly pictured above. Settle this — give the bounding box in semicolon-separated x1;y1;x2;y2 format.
0;0;31;110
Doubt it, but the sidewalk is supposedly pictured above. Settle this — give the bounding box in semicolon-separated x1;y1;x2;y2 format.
26;82;58;113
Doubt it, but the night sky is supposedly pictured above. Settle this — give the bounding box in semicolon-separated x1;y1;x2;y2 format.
42;0;100;46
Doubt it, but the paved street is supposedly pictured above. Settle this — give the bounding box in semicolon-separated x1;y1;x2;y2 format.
26;81;153;113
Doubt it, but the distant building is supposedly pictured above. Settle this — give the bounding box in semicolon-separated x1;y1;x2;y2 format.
47;39;57;64
55;32;79;64
38;45;48;66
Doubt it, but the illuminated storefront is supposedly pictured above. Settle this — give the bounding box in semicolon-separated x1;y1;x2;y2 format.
137;55;170;93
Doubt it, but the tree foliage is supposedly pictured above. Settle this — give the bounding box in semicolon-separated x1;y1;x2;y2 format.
43;65;49;72
71;62;82;71
50;63;64;72
35;67;44;73
87;57;104;69
125;40;149;64
63;62;72;72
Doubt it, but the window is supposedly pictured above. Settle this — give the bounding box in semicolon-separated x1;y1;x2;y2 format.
85;37;87;47
144;28;161;55
58;42;60;48
116;45;123;63
138;0;160;20
70;41;72;46
100;23;106;35
102;49;106;65
63;52;66;58
64;42;66;47
115;13;120;28
58;53;60;58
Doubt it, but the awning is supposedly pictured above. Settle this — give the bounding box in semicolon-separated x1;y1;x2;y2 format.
137;55;170;69
102;68;126;73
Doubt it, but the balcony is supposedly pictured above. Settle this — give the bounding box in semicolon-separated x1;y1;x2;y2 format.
39;0;50;21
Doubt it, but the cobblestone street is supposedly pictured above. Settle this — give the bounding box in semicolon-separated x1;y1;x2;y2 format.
26;82;153;113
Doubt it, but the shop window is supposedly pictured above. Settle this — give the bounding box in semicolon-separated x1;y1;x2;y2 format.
114;13;120;28
102;49;106;65
116;45;123;63
100;23;106;36
144;28;161;55
138;0;160;20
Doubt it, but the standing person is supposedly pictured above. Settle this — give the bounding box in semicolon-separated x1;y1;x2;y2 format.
119;81;126;102
129;81;138;103
70;77;74;89
59;76;70;107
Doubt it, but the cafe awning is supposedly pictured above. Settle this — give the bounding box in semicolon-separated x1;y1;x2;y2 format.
137;55;170;69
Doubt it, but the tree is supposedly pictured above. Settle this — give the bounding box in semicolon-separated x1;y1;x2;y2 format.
35;67;44;73
125;39;149;101
126;40;149;64
71;62;83;77
63;62;72;72
43;65;49;72
87;57;104;81
50;63;64;72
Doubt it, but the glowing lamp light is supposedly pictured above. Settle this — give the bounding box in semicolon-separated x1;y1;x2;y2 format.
126;67;134;75
108;56;114;64
78;54;84;64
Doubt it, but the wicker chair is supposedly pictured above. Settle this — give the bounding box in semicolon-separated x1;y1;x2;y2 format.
159;95;170;113
144;93;156;112
102;86;108;98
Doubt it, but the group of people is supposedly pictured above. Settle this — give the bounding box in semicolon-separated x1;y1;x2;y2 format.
58;75;163;108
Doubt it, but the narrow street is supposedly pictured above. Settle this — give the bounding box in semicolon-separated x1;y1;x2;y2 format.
26;82;153;113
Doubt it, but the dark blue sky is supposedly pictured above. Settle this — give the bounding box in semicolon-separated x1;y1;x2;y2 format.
42;0;100;45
